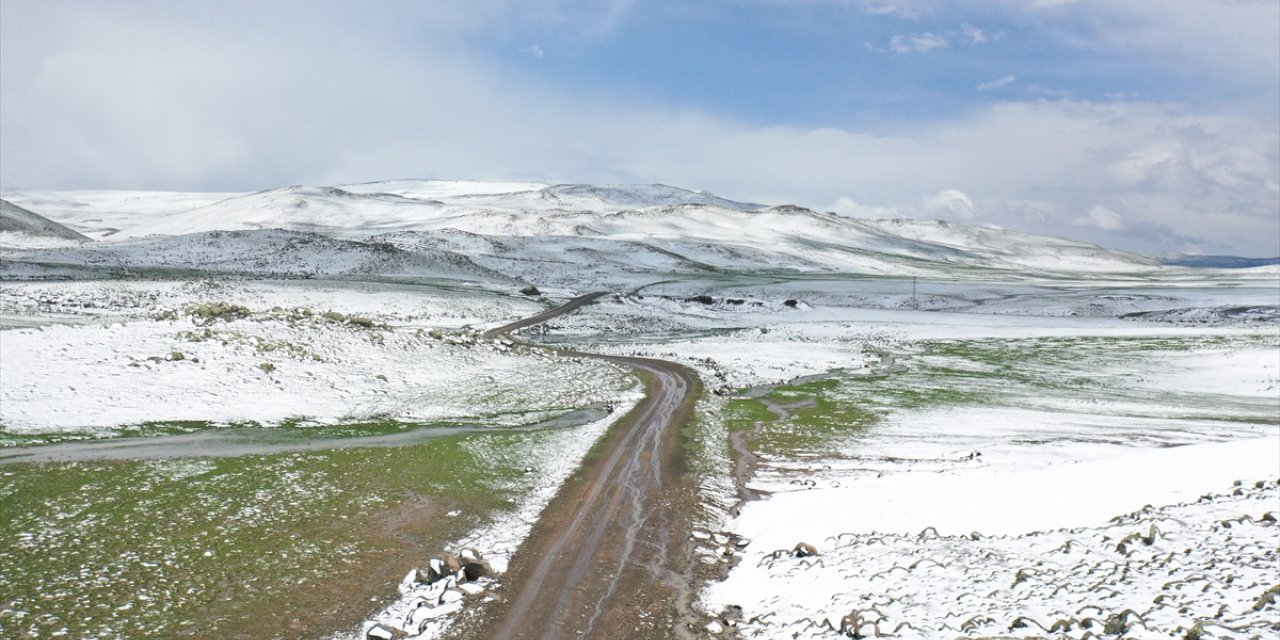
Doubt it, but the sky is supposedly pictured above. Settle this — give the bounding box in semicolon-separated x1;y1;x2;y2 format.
1;0;1278;257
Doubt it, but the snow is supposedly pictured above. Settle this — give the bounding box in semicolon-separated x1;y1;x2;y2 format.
704;437;1279;639
339;179;549;200
0;232;88;250
729;436;1279;545
1;179;1277;640
0;280;619;433
5;181;1164;281
0;190;239;239
1137;346;1279;398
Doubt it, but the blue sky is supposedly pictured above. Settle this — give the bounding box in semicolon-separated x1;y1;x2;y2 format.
2;0;1278;256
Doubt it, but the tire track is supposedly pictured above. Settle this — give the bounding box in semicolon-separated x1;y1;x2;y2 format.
479;292;700;640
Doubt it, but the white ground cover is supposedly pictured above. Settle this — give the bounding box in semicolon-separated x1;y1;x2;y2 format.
704;438;1279;640
689;320;1279;639
0;279;538;328
538;279;1279;639
550;289;1277;390
1;278;650;640
0;281;618;434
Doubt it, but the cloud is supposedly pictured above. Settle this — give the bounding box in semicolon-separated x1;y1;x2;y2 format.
977;75;1016;91
860;2;919;18
829;196;903;218
1;1;1277;257
521;43;545;58
888;32;948;53
1074;205;1125;231
923;189;977;219
863;4;902;16
960;23;986;44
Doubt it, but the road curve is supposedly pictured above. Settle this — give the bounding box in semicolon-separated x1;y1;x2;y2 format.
478;292;701;640
481;292;610;340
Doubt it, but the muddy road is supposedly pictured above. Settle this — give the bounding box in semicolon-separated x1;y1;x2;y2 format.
476;292;701;640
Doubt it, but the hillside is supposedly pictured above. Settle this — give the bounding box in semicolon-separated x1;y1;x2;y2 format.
0;199;91;246
3;181;1160;281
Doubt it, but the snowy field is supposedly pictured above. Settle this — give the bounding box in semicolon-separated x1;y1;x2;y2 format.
534;277;1279;640
0;279;629;437
1;181;1277;639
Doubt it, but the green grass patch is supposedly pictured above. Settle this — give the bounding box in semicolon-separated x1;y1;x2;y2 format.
723;380;877;457
0;432;530;639
722;398;778;429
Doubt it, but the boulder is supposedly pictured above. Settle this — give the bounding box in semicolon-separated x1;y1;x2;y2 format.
462;561;490;582
792;542;819;558
442;553;462;574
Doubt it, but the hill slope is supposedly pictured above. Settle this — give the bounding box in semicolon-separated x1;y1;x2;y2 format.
4;181;1160;281
1;199;91;246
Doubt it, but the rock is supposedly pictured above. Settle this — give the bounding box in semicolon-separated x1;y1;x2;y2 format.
415;566;440;585
793;542;819;557
442;553;462;575
720;604;743;625
365;623;395;640
462;561;490;582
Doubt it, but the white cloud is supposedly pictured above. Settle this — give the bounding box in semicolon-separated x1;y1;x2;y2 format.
977;74;1016;91
888;32;948;53
521;43;545;58
1;1;1276;257
829;196;903;218
923;189;976;219
1074;205;1125;231
863;4;902;16
860;2;919;18
960;23;986;44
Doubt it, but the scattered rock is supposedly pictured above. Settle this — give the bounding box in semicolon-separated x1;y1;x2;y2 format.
442;553;462;575
793;542;819;558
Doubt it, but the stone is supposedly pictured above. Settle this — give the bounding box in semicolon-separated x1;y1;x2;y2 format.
793;542;819;558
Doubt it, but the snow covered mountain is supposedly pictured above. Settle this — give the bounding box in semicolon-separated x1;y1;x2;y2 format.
2;180;1159;282
1;199;91;246
1;229;507;282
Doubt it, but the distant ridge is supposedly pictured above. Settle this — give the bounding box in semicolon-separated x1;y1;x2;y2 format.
1159;254;1280;268
0;199;90;241
4;180;1164;279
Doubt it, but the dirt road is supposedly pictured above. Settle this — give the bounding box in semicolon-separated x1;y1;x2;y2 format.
481;292;610;339
477;292;701;640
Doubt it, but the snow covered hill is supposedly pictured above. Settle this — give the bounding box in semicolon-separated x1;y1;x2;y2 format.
2;229;510;282
2;180;1160;281
1;199;91;247
2;190;239;239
